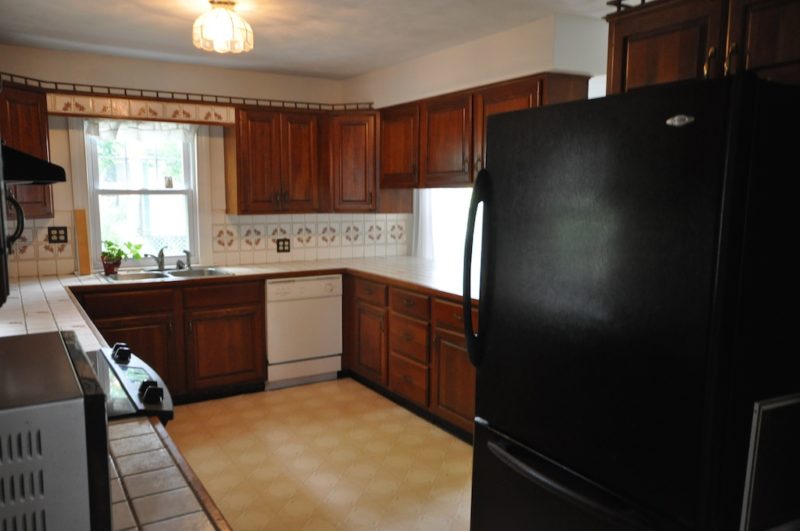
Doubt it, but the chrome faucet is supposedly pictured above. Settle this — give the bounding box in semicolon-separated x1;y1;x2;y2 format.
144;246;168;271
177;249;192;270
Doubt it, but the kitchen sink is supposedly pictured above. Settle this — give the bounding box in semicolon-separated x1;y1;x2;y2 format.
108;271;171;281
167;267;231;278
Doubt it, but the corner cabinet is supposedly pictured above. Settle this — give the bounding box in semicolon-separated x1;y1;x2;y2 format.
183;282;266;392
225;108;319;214
0;83;55;219
606;0;800;94
329;113;377;212
380;72;589;189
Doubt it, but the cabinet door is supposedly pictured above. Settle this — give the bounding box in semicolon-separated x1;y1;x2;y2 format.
380;103;419;188
235;109;282;213
332;113;376;211
354;300;387;385
606;0;727;94
473;78;540;180
726;0;800;84
0;84;54;219
280;112;319;212
430;327;476;433
420;92;473;186
94;313;182;395
185;304;266;391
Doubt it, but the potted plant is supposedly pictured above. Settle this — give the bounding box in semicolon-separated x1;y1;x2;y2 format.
100;240;142;275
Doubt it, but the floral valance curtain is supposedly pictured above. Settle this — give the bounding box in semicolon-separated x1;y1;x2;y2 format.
85;119;198;143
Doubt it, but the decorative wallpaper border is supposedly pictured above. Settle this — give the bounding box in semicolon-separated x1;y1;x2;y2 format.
46;94;236;125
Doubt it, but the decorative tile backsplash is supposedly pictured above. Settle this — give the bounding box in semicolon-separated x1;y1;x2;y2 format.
210;212;411;267
7;211;79;278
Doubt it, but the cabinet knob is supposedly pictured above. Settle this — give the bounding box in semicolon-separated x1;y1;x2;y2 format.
402;332;413;342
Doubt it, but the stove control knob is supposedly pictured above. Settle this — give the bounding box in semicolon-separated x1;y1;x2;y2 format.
111;343;132;364
138;380;164;404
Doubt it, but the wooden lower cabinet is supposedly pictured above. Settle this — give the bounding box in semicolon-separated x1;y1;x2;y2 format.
353;300;387;385
93;313;179;394
185;304;265;391
430;328;476;433
389;353;428;408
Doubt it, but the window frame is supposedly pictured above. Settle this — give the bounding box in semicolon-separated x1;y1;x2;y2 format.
84;120;199;271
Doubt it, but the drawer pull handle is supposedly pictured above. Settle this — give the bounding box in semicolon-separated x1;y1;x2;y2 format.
402;299;415;307
402;332;412;342
455;313;463;321
403;375;413;384
365;287;373;294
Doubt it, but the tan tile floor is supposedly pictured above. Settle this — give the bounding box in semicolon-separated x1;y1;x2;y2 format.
167;378;472;531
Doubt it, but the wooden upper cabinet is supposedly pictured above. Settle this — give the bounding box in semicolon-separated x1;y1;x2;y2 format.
726;0;800;83
420;92;473;187
473;77;540;179
280;112;319;212
331;113;376;212
0;84;54;219
226;109;281;214
380;103;419;188
225;109;319;214
606;0;727;94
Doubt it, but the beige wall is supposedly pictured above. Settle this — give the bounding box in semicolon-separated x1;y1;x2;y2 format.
341;15;607;108
0;44;345;104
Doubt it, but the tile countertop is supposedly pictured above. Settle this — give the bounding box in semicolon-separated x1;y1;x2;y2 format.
0;256;477;340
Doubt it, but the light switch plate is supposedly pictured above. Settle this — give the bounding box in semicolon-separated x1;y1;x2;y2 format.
47;226;68;244
276;238;290;253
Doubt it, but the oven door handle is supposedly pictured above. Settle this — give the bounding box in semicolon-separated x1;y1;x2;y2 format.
6;194;25;246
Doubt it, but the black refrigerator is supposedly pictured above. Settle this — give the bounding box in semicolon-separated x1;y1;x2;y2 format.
463;75;799;531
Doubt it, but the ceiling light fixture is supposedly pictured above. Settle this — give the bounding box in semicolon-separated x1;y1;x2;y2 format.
192;0;254;54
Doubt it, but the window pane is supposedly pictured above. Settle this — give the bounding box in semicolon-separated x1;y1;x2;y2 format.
95;133;186;191
98;194;190;256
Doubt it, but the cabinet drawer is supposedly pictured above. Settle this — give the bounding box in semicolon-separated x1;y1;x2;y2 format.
354;278;387;306
389;353;428;407
183;281;263;309
432;297;478;332
389;313;429;364
389;287;429;320
80;288;173;318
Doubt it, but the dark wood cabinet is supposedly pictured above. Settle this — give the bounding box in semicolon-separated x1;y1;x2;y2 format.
0;83;54;219
607;0;727;94
330;113;376;211
94;313;177;393
75;287;185;396
420;92;473;187
379;103;419;188
380;73;588;189
607;0;800;94
726;0;800;84
430;328;475;433
185;303;265;391
280;112;319;212
183;281;266;391
354;300;388;385
430;298;477;433
226;109;282;214
225;109;318;214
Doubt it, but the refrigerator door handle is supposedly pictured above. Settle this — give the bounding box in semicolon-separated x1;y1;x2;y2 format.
464;168;489;367
487;440;656;530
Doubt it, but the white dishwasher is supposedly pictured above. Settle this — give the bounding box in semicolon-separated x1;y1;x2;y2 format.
266;275;342;389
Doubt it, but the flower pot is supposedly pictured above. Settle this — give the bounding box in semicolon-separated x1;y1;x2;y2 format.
101;257;122;276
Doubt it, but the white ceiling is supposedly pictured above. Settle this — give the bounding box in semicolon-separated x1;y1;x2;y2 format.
0;0;608;80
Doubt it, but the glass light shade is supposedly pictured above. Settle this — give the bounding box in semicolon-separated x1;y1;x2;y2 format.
192;1;253;54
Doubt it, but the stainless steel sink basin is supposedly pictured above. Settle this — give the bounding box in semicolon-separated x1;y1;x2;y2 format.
167;267;231;278
108;271;171;281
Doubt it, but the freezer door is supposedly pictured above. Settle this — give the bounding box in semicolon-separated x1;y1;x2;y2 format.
471;423;667;531
473;78;734;527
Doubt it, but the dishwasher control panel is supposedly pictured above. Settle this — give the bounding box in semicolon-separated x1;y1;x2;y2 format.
266;275;342;301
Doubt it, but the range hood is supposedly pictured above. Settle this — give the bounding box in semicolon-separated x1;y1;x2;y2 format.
1;144;66;184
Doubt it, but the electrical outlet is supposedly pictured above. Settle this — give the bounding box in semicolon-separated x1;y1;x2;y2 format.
47;226;68;244
276;238;290;253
